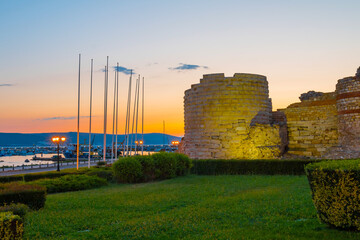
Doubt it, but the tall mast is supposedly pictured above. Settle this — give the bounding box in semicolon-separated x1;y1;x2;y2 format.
76;54;81;170
103;56;109;162
135;75;140;155
115;63;119;160
111;67;116;161
141;77;144;155
125;70;133;156
130;75;139;156
88;58;93;168
163;120;165;146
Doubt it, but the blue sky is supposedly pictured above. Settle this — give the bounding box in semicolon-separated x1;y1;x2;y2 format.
0;0;360;134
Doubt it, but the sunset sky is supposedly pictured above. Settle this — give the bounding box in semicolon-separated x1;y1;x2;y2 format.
1;0;360;136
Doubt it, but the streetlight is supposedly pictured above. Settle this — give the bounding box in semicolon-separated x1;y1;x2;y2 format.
52;136;66;171
171;141;179;146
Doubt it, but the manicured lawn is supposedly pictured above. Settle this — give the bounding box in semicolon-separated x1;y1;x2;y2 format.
24;175;360;239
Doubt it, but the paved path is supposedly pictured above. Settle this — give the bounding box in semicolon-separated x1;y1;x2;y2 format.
0;159;116;176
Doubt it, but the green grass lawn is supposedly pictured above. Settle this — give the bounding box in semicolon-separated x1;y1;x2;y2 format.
24;175;360;239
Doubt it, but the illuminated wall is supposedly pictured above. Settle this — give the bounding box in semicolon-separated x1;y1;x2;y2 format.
336;73;360;151
281;67;360;159
281;93;339;157
182;68;360;160
183;73;281;159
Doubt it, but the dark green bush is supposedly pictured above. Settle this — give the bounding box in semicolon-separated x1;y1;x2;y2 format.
191;159;320;175
31;175;108;194
152;152;177;180
112;158;143;183
0;175;24;183
0;203;29;219
86;170;114;182
23;171;67;182
0;182;46;210
173;153;192;176
0;212;23;239
96;161;106;167
133;155;155;182
305;159;360;231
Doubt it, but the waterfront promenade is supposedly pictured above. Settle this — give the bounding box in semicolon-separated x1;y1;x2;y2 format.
0;158;116;176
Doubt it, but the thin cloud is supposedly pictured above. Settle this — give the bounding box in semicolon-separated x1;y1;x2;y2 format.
113;66;133;75
100;66;134;75
38;116;94;121
169;63;208;71
0;83;15;87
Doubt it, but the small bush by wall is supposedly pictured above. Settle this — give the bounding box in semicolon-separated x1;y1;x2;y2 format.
31;175;108;194
0;212;23;240
305;159;360;231
0;182;46;210
173;153;193;176
191;159;319;175
133;155;155;182
152;152;177;180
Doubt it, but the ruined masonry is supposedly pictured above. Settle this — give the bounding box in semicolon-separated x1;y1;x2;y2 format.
181;68;360;159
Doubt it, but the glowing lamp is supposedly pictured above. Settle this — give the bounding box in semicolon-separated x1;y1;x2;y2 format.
51;136;66;172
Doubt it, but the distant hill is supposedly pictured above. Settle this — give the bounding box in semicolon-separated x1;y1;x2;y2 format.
0;132;182;146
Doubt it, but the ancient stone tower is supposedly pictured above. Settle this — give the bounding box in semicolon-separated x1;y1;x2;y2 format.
336;68;360;151
183;73;281;159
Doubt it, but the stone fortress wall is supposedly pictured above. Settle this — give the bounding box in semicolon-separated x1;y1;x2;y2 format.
182;67;360;159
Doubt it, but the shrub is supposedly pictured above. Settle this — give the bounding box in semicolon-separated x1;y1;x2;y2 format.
0;175;24;183
133;155;155;182
86;170;114;182
152;152;177;180
31;175;108;194
23;171;67;182
191;159;320;175
0;203;29;219
0;182;46;210
0;212;23;240
113;158;143;183
96;161;106;167
305;159;360;231
173;153;192;176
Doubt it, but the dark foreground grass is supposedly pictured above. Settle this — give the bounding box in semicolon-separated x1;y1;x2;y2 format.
24;175;360;240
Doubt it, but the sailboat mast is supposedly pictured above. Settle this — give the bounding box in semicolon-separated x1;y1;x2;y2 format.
141;77;144;155
135;75;140;155
111;68;116;161
130;75;139;156
125;70;133;156
163;120;165;146
76;54;81;170
115;62;119;160
88;58;93;168
103;56;109;162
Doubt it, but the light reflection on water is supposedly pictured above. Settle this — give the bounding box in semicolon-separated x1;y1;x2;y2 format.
0;154;63;167
0;151;156;167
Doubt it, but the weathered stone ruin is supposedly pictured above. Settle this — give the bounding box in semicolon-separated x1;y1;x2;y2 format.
181;68;360;159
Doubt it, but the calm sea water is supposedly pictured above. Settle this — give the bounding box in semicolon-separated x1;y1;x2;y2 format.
0;154;64;167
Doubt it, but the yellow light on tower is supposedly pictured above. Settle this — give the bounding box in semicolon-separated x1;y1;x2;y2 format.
139;140;143;145
135;140;139;145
